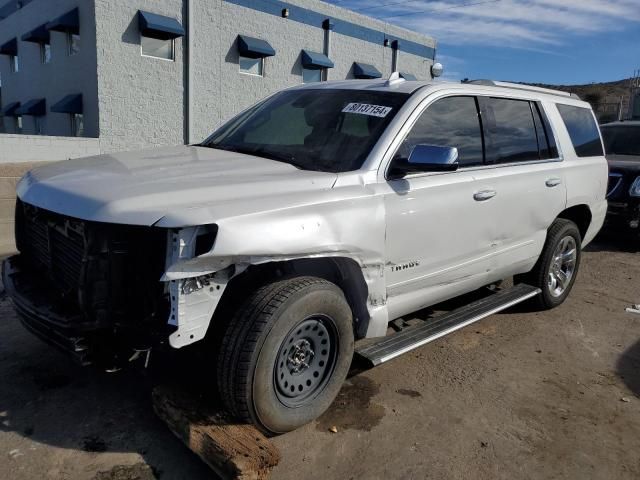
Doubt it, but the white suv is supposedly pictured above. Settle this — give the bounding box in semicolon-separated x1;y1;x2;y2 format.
3;75;608;434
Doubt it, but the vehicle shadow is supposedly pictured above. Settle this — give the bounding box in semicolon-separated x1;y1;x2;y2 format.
0;311;217;479
616;338;640;397
584;230;640;253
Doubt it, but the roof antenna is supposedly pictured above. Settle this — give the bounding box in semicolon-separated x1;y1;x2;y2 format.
385;71;405;87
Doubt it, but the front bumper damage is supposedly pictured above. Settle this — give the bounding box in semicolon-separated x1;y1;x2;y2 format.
166;271;232;348
3;256;92;365
162;226;242;348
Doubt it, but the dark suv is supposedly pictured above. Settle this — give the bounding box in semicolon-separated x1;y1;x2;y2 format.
601;121;640;233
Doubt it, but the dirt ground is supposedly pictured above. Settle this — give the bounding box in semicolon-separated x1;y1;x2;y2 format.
1;232;639;480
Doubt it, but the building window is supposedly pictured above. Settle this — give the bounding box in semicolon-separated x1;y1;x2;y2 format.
16;116;23;133
68;32;80;56
302;68;322;83
141;35;174;60
10;55;19;72
34;117;44;135
71;113;84;137
239;56;264;77
41;43;51;64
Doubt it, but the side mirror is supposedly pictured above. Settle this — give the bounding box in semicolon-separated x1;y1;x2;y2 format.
389;144;459;179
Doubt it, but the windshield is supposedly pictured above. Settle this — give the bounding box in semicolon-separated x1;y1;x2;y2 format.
202;89;409;173
602;125;640;157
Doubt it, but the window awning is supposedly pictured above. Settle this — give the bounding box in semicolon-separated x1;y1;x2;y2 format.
1;102;20;116
353;62;382;79
15;99;46;116
22;24;50;44
237;35;275;58
301;50;334;70
46;8;79;35
51;94;82;114
0;38;17;56
138;10;185;40
399;72;417;81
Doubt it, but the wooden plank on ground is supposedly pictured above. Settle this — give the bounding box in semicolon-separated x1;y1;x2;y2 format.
152;385;280;480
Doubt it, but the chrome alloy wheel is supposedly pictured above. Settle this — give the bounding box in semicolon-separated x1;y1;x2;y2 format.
547;235;577;298
274;315;338;407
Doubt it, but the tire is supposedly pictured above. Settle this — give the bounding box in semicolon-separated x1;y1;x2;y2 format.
217;276;354;435
517;218;582;310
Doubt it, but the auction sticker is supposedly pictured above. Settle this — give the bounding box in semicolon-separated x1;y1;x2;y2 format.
342;103;393;118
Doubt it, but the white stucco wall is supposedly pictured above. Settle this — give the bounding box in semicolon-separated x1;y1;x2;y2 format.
1;0;436;153
0;0;100;138
0;134;101;163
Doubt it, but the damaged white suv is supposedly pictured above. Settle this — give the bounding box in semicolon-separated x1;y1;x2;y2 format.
4;76;607;434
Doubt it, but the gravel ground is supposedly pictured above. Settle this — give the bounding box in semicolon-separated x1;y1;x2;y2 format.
0;232;639;480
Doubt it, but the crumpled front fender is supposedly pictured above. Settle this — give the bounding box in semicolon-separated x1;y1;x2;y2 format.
163;192;389;348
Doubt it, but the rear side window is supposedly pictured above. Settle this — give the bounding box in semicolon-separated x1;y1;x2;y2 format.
395;96;484;166
557;104;603;157
480;97;539;164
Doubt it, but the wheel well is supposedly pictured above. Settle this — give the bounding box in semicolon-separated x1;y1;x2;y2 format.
212;257;370;339
557;205;592;240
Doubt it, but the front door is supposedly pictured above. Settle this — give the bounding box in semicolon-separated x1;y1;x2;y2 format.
383;95;496;318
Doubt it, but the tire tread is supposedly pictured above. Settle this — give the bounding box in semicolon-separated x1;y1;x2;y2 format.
518;218;581;310
217;276;335;422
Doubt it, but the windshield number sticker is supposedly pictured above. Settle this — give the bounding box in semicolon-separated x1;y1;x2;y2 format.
342;103;393;118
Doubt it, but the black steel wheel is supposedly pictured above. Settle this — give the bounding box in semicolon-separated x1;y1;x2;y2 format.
274;315;338;407
217;276;354;434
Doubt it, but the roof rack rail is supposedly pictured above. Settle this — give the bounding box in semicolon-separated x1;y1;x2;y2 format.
462;79;581;100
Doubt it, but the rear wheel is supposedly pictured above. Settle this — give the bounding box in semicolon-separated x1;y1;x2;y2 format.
517;218;582;309
217;276;354;435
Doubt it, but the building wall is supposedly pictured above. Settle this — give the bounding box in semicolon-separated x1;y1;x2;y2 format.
0;134;101;163
1;0;435;153
192;0;435;141
95;0;435;148
93;0;186;153
0;0;99;138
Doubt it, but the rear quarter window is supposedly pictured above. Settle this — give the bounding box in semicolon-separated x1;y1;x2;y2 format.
557;104;604;157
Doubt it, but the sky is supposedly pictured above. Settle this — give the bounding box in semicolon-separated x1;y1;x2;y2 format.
325;0;640;85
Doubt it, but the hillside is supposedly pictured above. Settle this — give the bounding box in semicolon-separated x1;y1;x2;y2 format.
528;78;632;105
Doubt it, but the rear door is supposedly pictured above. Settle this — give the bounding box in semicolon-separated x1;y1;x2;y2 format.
473;96;567;280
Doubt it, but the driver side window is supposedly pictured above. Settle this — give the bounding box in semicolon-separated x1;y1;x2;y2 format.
394;96;484;167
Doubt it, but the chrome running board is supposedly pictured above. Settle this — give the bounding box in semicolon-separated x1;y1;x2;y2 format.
355;284;541;366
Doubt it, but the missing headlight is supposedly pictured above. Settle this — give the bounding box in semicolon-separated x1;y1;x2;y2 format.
194;225;219;256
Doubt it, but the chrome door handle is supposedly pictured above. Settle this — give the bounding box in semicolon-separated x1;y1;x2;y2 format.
473;190;497;201
546;178;562;187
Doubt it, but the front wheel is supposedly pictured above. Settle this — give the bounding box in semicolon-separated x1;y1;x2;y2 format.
217;276;354;435
517;218;582;309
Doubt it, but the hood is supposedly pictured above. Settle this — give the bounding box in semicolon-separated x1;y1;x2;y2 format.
607;154;640;173
17;146;338;226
